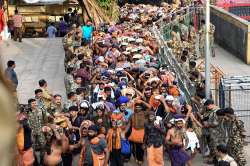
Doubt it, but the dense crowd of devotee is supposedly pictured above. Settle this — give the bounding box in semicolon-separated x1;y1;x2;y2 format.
9;1;247;166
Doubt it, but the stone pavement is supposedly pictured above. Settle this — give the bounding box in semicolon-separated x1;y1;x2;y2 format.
211;44;250;76
0;38;66;104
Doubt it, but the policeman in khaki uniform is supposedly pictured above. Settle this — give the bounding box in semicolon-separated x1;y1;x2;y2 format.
179;20;189;41
199;20;215;57
65;67;74;95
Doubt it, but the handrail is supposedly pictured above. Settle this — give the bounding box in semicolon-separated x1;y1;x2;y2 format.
152;24;196;103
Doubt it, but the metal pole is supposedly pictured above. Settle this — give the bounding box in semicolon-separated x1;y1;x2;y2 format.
205;0;211;98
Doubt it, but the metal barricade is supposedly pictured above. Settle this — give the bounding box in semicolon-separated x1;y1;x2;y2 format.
152;6;204;102
153;24;196;103
197;60;224;105
219;76;250;142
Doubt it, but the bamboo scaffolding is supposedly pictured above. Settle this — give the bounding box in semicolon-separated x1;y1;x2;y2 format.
81;0;112;26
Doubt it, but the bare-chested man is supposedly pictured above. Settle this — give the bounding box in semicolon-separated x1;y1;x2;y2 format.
166;115;192;166
42;124;69;166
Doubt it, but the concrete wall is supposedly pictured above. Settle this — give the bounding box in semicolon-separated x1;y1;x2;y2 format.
211;6;250;64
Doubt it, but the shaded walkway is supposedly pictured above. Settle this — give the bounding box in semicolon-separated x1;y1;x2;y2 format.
0;38;66;104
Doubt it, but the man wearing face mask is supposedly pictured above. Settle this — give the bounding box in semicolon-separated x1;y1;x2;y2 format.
144;111;166;166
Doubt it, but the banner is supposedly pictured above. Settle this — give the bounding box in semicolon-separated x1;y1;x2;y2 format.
23;0;66;4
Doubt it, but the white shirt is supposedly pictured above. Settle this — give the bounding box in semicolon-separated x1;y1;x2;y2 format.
218;154;238;166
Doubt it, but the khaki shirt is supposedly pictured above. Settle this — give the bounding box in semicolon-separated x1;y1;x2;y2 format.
41;87;52;109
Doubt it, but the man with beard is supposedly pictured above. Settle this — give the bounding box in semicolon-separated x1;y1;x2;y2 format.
159;83;169;98
144;111;166;166
49;94;63;114
42;124;64;166
79;120;93;164
79;124;109;166
143;86;153;103
166;115;192;166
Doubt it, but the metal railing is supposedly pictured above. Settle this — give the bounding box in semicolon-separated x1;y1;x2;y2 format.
151;6;205;103
152;24;196;103
219;76;250;142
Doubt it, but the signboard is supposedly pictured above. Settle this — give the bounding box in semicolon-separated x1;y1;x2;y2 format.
23;0;66;5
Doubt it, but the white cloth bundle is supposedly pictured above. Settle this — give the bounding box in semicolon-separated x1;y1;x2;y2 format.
186;130;200;152
0;26;10;40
